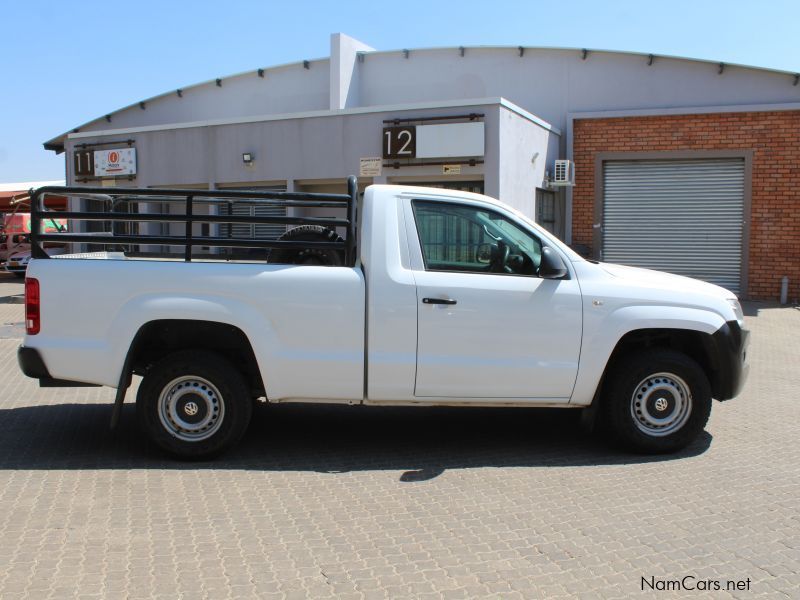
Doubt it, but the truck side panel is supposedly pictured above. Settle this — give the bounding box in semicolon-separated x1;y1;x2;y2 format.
362;188;420;402
24;258;365;402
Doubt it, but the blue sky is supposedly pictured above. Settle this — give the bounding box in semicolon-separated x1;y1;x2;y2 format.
2;0;799;183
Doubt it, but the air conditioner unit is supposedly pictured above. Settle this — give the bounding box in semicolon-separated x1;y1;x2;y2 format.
549;159;575;187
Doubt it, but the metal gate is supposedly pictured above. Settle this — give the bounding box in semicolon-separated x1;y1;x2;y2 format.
603;158;745;294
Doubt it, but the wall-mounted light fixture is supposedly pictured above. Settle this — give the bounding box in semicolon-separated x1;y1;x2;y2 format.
242;152;254;166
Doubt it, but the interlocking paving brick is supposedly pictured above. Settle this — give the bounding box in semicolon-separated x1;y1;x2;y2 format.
0;279;797;598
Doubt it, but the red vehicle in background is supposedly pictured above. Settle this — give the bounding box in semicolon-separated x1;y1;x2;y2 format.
1;183;67;268
1;213;67;276
1;213;33;264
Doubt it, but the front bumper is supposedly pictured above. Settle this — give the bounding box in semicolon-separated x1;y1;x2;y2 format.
708;320;750;401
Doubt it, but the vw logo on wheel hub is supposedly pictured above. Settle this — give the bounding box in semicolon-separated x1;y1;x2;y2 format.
184;401;199;416
654;397;669;412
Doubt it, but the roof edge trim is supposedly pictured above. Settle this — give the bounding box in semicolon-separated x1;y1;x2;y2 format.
364;44;800;78
62;97;558;141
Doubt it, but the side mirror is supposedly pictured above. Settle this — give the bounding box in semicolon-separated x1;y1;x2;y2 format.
539;246;568;279
475;243;494;265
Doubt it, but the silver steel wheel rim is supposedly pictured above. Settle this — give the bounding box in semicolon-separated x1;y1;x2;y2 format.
630;372;692;437
158;376;225;442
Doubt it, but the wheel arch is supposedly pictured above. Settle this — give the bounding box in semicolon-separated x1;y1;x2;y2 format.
571;304;728;408
128;319;265;398
603;327;725;401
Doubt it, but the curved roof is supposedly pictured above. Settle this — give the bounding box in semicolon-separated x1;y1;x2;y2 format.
45;37;800;152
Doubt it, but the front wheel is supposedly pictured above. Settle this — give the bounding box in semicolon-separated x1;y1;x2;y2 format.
601;349;711;453
136;350;252;459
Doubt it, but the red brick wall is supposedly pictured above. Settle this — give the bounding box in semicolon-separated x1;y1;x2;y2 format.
572;111;800;300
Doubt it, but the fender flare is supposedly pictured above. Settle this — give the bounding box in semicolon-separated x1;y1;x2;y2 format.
571;304;726;406
107;294;276;429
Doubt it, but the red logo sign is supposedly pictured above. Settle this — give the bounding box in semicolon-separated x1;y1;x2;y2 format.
108;151;119;163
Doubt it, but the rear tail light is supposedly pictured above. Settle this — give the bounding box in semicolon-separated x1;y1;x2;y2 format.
25;278;40;335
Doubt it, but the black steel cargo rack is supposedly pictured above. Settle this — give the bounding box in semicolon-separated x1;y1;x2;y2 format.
28;176;358;265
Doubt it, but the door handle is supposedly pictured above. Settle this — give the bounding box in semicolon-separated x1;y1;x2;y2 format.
422;297;457;305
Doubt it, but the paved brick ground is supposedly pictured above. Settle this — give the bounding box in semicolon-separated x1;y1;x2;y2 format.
0;272;798;598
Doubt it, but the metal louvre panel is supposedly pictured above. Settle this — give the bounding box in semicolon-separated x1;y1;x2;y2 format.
603;159;744;294
221;186;287;239
253;205;288;239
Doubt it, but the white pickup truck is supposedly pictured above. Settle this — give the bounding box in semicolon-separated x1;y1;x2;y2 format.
18;178;749;459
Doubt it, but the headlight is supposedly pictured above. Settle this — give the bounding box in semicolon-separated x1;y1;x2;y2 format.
726;298;744;325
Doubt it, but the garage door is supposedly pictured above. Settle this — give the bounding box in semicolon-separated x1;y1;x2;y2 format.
603;159;745;294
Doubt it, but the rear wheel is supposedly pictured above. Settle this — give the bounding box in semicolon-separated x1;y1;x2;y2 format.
601;349;711;453
136;350;252;459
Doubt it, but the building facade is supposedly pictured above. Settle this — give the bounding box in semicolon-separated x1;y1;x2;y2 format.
44;34;800;299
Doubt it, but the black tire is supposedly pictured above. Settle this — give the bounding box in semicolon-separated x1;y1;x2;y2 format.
12;271;25;279
267;225;344;266
600;349;711;454
136;350;252;460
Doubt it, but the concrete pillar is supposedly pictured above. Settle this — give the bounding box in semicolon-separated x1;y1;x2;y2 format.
329;33;374;111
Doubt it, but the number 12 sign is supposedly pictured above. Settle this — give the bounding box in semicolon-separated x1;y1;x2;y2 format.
383;126;416;159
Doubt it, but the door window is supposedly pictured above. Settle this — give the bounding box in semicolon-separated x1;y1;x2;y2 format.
412;201;542;276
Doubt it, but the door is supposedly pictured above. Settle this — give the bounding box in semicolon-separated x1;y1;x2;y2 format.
410;200;582;400
535;188;565;240
603;158;745;294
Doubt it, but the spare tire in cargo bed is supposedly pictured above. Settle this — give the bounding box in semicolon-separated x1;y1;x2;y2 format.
267;225;345;266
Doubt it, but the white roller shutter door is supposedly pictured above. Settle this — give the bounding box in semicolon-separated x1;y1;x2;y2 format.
603;159;745;294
